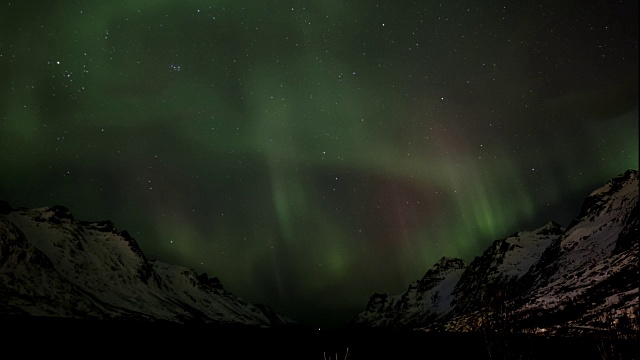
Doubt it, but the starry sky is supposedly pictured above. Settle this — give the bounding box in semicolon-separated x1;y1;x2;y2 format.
0;1;638;328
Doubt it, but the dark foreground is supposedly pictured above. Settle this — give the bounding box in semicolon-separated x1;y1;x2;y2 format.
2;316;637;359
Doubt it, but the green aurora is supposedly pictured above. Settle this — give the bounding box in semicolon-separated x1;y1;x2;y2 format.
1;0;637;327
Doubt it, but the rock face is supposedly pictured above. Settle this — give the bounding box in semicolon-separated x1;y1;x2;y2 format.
354;169;639;335
0;204;291;326
353;257;466;328
513;169;639;334
441;222;564;325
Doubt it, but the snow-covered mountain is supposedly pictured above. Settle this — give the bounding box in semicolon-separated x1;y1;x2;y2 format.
440;222;565;326
353;257;466;328
514;169;639;334
0;201;291;326
353;169;639;334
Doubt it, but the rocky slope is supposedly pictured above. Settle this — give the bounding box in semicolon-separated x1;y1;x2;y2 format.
513;169;639;334
0;201;290;326
353;257;466;328
353;169;639;334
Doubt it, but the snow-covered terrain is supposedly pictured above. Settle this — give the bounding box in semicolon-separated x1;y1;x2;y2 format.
0;201;291;326
353;169;639;334
515;169;639;334
352;257;466;328
447;222;564;316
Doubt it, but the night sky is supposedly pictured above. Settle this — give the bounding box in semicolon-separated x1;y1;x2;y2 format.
1;1;637;328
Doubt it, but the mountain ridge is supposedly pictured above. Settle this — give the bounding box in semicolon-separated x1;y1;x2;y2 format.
0;201;293;327
1;169;637;334
353;169;639;335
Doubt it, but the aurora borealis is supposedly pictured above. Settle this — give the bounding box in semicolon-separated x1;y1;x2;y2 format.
1;1;637;327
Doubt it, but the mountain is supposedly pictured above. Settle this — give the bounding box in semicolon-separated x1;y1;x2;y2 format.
513;169;639;334
353;169;639;335
0;201;291;326
353;257;467;328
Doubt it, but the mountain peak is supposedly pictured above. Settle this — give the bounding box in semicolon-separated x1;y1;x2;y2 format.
572;169;638;228
0;202;291;327
432;256;467;271
353;169;638;335
534;221;564;235
588;169;638;197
